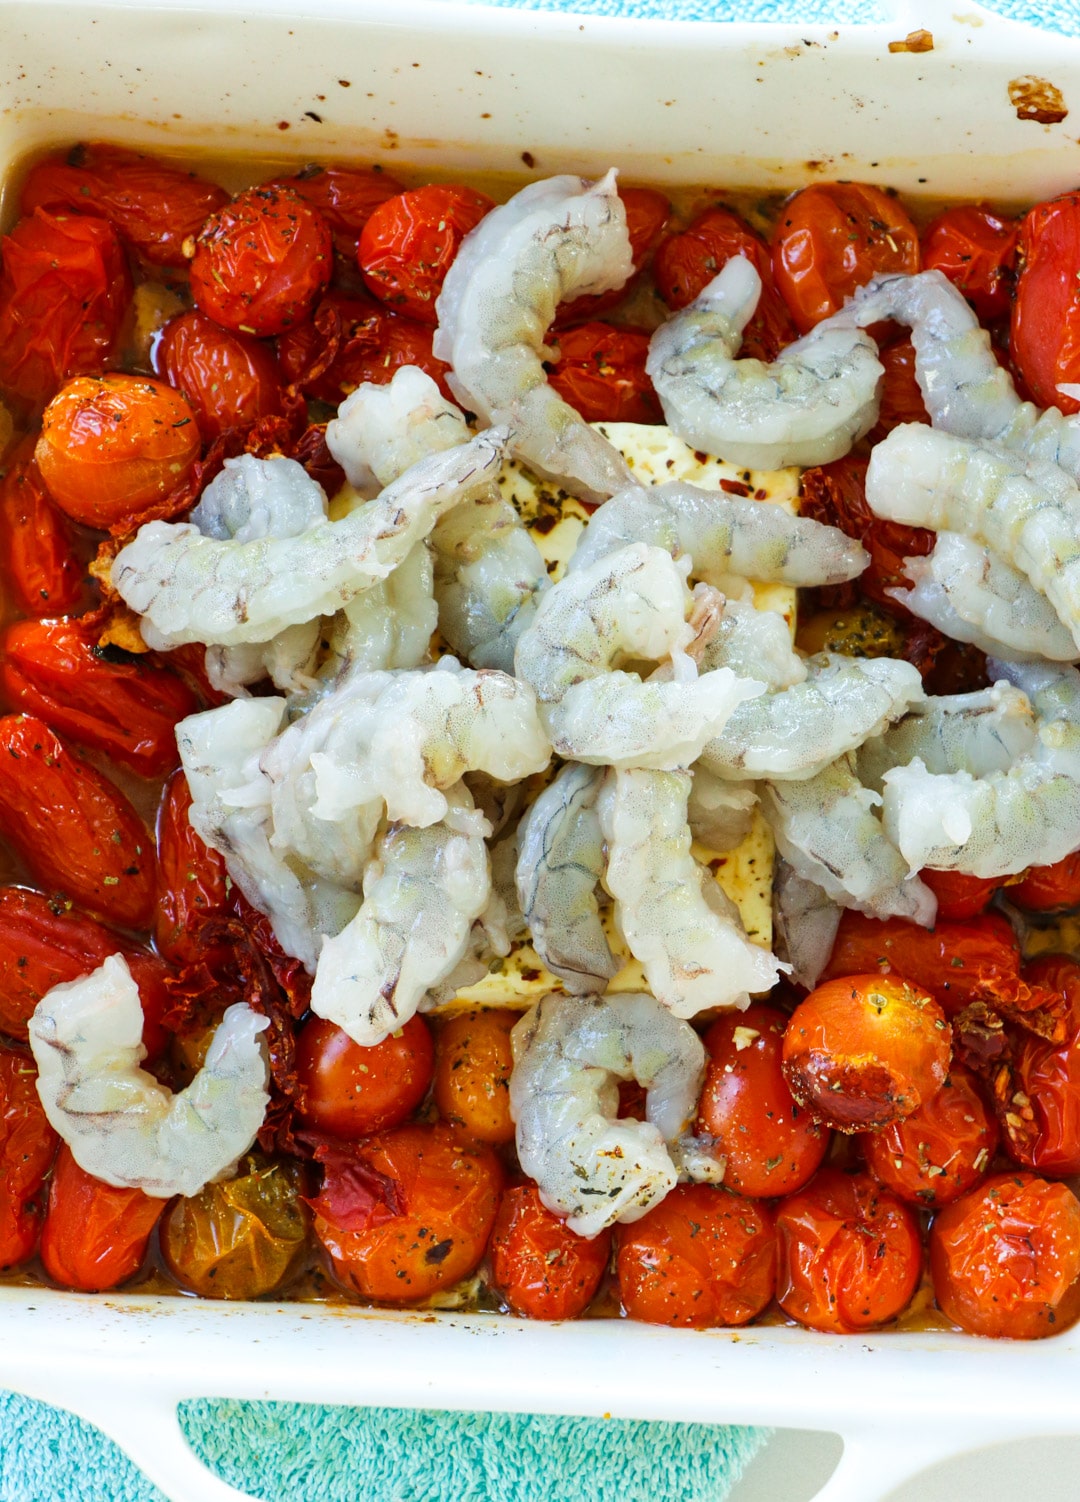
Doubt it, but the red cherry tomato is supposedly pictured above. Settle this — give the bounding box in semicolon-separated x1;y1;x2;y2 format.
191;186;333;338
154;770;234;969
547;323;661;425
0;443;83;617
0;1046;58;1269
775;1168;922;1333
265;164;405;262
921;204;1018;324
556;186;671;326
1011;852;1080;913
783;974;951;1132
296;1015;434;1139
696;1004;830;1197
1011;193;1080;415
308;1122;503;1303
40;1145;164;1292
930;1172;1080;1339
154;310;291;440
489;1183;611;1320
277;293;452;402
615;1183;775;1329
358;184;495;323
35;374;201;530
867;339;930;444
0;208;131;409
0;715;155;930
861;1065;998;1207
20;143;229;268
772;182;921;334
918;868;1004;921
1000;955;1080;1176
654;204;797;360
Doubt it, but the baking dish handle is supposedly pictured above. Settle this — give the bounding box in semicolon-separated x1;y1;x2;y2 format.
809;1424;998;1502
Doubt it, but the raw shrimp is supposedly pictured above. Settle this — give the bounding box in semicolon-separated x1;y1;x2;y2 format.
205;621;323;698
882;661;1080;878
760;754;937;925
514;762;617;994
310;785;491;1047
686;769;758;851
433;171;636;504
509;991;705;1236
566;480;868;590
598;767;784;1015
646;256;883;469
325;365;471;494
514;542;764;769
318;543;437;680
697;653;924;781
697;595;806;691
857;679;1037;794
29;954;269;1199
772;859;842;992
889;532;1078;665
111;426;509;648
866;425;1080;654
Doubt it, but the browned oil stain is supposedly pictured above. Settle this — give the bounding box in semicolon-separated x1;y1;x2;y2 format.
888;29;934;54
1008;75;1069;125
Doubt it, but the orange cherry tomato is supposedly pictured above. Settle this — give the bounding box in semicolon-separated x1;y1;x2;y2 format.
432;1008;516;1145
154;770;233;969
867;338;930;444
772;182;920;334
0;1046;58;1269
0;715;155;930
1011;852;1080;913
309;1122;503;1303
1000;955;1080;1176
775;1168;922;1333
861;1065;998;1207
556;186;671;326
35;374;201;530
918;868;1003;921
20;143;229;268
154;310;291;440
654;204;797;360
0;444;83;618
191;186;333;338
921;204;1018;324
1011;193;1080;415
296;1015;434;1139
783;974;951;1132
359;184;495;323
930;1172;1080;1339
0;208;131;409
696;1004;830;1198
489;1182;611;1320
615;1183;775;1329
40;1145;164;1292
547;323;661;425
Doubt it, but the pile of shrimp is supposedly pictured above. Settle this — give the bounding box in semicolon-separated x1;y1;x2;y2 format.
36;170;1080;1234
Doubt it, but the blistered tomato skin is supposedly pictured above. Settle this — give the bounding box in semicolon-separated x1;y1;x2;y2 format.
921;204;1018;324
1011;193;1080;416
154;770;233;969
1001;955;1080;1176
0;1047;59;1269
489;1183;611;1320
0;446;83;618
615;1183;775;1329
358;184;495;323
432;1009;517;1146
154;310;291;440
696;1005;830;1198
41;1146;165;1292
867;338;931;444
265;164;405;262
297;1016;435;1140
547;323;662;425
930;1173;1080;1340
860;1066;998;1207
918;869;1003;921
1011;852;1080;913
277;293;453;402
191;186;333;338
775;1169;922;1334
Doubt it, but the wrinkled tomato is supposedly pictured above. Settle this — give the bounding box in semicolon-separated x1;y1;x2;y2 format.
154;770;233;968
1011;192;1080;415
432;1008;516;1146
489;1182;611;1320
921;204;1018;324
547;323;661;425
296;1015;434;1140
0;1046;58;1268
1011;852;1080;913
154;310;292;440
556;186;671;326
276;292;452;402
999;955;1080;1176
40;1145;164;1292
918;868;1004;922
265;163;404;262
867;338;930;444
0;444;83;618
860;1065;998;1207
358;184;495;323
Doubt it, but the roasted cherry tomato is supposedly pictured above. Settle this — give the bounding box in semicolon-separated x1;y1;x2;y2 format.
0;1046;58;1268
556;186;671;326
1000;955;1080;1176
191;186;333;338
35;373;201;530
296;1015;434;1139
161;1156;309;1299
489;1183;611;1320
696;1005;830;1197
783;974;951;1132
154;770;233;969
309;1122;503;1303
154;310;291;440
867;338;930;443
772;182;920;334
860;1065;998;1207
1011;852;1080;913
359;184;494;323
277;293;452;401
615;1184;775;1329
921;204;1018;324
20;143;229;268
654;204;797;360
0;715;155;930
930;1172;1080;1339
546;323;661;425
0;444;83;618
40;1145;164;1292
0;619;196;779
0;208;131;408
775;1168;922;1333
432;1008;516;1145
265;164;405;263
918;868;1004;921
1011;192;1080;415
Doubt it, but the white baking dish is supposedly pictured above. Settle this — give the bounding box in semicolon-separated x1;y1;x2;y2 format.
1;2;1079;1498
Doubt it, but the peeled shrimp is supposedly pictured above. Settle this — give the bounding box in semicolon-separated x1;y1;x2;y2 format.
433;172;635;503
696;595;806;691
29;955;269;1199
772;859;842;993
509;991;705;1236
205;621;323;699
319;543;437;680
598;767;784;1015
857;680;1038;794
646;256;883;469
686;769;758;851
